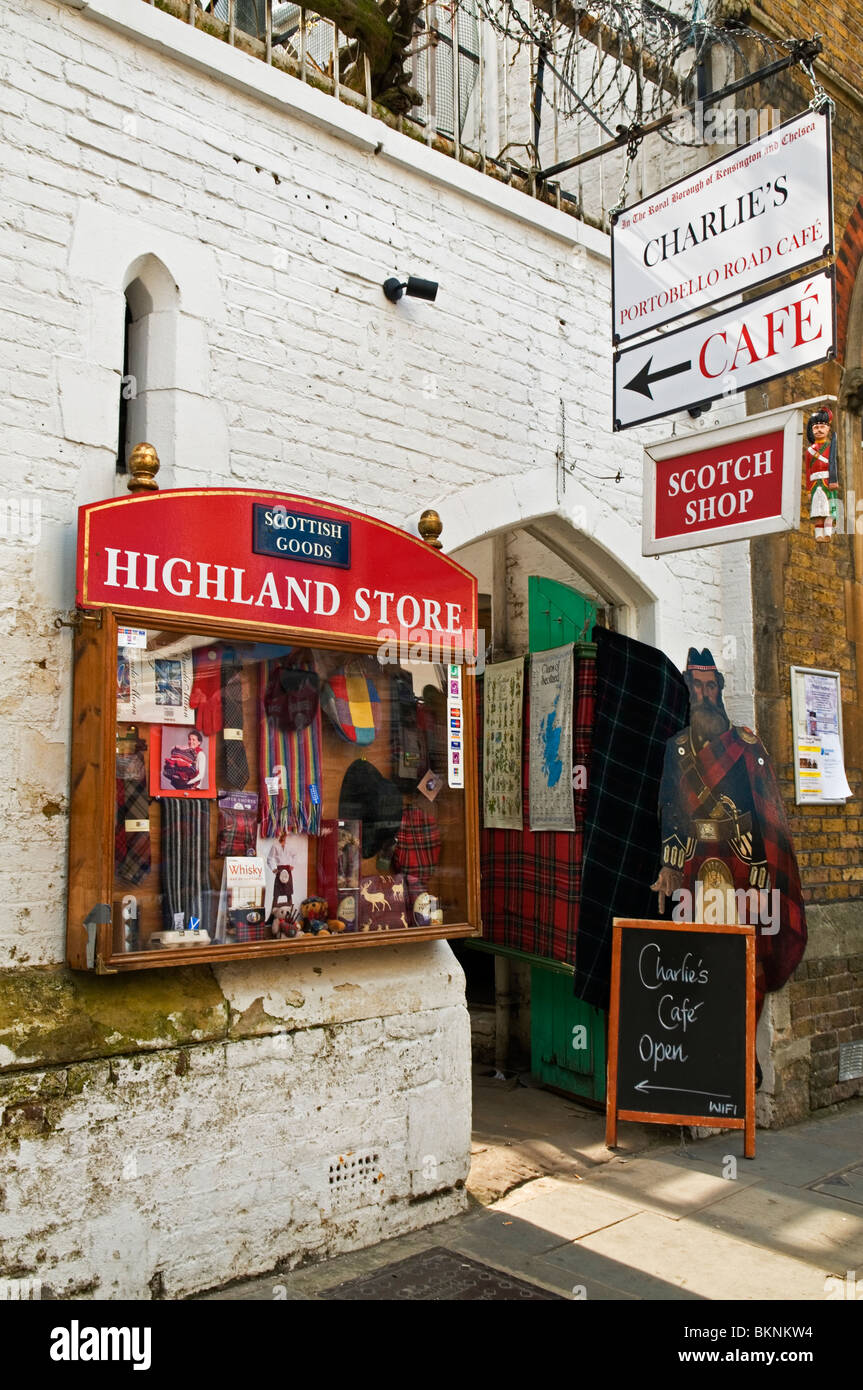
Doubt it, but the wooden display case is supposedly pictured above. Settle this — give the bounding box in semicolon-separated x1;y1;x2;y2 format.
67;473;480;972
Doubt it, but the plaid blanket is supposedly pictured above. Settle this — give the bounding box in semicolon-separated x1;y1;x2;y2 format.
479;647;596;964
675;727;807;993
392;805;442;878
574;627;689;1008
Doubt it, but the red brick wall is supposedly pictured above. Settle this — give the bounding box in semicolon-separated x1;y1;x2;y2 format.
747;11;863;1114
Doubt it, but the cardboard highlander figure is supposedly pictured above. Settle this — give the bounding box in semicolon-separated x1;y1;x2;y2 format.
651;649;807;1021
806;406;839;541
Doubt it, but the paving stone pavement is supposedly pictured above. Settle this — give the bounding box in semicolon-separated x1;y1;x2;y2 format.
200;1094;863;1301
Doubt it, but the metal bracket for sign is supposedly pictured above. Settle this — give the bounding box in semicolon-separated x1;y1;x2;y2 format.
54;608;103;632
535;36;824;186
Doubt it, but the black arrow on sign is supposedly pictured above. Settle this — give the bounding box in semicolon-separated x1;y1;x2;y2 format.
624;355;691;400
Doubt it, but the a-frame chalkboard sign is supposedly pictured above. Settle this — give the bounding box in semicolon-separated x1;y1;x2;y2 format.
606;919;756;1158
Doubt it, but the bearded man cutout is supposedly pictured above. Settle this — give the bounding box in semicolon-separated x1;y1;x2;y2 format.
651;648;807;1026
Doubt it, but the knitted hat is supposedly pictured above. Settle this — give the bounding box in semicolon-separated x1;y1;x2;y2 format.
338;759;403;860
322;667;381;745
263;652;319;733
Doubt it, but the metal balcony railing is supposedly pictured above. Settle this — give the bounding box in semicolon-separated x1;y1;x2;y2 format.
144;0;761;231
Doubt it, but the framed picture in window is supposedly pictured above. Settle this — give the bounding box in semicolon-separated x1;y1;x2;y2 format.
149;725;217;799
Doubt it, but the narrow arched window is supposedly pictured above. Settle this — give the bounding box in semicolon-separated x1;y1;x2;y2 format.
117;255;180;479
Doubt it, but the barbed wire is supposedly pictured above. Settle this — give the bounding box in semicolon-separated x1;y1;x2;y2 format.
467;0;817;146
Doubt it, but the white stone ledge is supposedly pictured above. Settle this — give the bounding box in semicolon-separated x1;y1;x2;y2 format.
56;0;611;261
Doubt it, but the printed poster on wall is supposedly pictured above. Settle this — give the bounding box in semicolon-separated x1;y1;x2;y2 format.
117;650;194;725
483;658;524;830
791;666;852;804
258;831;309;920
529;645;575;832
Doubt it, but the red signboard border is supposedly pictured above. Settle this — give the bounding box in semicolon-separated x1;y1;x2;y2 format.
77;488;478;643
640;398;822;556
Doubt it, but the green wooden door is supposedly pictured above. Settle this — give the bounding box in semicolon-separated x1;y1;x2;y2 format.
528;576;596;652
530;963;607;1100
528;575;606;1102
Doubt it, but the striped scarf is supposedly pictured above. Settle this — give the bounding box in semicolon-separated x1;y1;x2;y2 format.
161;799;212;933
259;658;323;837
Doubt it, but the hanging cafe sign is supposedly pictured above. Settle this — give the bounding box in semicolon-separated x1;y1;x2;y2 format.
614;267;835;431
612;109;832;343
611;108;834;431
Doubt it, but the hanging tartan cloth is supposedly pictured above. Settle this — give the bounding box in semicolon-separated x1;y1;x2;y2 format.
259;655;323;837
575;627;689;1008
478;645;597;965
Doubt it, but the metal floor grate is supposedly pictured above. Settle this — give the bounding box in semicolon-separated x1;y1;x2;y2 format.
319;1246;565;1300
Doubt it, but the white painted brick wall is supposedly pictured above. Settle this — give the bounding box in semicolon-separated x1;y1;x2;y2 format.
1;946;471;1298
0;0;753;1294
0;0;711;968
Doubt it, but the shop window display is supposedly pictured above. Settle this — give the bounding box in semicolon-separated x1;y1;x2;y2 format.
67;482;479;972
104;629;472;962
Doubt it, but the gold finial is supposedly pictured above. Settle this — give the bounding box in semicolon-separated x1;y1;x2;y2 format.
418;508;443;550
127;442;160;494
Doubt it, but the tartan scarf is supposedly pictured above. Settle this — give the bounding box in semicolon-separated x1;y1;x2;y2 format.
478;646;596;964
677;726;807;993
217;805;258;858
392;804;442;878
259;658;322;837
115;751;151;885
575;628;690;1009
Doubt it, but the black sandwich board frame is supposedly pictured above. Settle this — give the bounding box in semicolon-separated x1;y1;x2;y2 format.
606;919;756;1158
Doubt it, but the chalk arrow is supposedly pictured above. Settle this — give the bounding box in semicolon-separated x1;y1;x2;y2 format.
634;1080;732;1100
624;356;691;399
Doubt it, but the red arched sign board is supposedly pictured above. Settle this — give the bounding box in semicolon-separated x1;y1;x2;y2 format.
77;489;477;649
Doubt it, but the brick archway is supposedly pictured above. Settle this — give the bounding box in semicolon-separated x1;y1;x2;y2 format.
836;196;863;364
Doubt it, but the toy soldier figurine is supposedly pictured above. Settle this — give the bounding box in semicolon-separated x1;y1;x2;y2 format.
806;405;839;541
651;648;807;1025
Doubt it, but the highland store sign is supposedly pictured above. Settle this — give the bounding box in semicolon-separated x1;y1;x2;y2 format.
77;489;477;644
